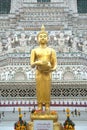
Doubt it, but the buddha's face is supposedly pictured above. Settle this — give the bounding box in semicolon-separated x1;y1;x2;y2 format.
38;33;48;44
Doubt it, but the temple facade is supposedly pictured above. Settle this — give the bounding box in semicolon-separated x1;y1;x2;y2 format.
0;0;87;106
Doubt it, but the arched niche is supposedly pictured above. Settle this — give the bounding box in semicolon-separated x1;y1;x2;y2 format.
63;71;74;80
14;68;27;81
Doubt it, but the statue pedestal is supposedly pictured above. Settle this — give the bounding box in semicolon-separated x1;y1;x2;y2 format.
27;110;63;130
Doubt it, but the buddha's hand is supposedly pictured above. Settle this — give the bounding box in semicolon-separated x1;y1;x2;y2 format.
50;65;57;72
31;60;42;68
50;68;56;72
35;60;43;65
35;60;51;66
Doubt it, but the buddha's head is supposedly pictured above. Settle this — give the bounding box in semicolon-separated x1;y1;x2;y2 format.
37;25;48;44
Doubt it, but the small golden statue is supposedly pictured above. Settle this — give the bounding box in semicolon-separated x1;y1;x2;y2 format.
14;108;27;130
30;25;57;111
63;108;75;130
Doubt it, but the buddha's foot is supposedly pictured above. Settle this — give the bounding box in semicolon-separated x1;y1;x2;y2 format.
38;103;42;110
45;103;50;111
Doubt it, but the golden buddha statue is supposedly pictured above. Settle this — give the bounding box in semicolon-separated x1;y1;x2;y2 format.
30;25;57;111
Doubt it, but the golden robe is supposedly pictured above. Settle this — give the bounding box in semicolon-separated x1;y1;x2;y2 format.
30;47;57;104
